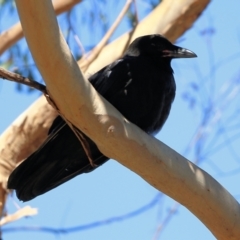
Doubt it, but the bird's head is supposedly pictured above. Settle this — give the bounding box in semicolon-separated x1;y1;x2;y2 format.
125;34;197;59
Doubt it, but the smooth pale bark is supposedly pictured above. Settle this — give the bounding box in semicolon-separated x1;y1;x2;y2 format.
12;0;240;239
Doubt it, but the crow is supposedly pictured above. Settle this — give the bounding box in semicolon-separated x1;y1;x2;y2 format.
8;34;197;201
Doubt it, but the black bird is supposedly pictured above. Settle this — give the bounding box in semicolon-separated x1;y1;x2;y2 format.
8;34;196;201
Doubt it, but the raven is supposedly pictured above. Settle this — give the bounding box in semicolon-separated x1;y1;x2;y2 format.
8;34;196;201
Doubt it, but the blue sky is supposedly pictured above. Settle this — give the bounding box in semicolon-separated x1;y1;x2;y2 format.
1;0;240;239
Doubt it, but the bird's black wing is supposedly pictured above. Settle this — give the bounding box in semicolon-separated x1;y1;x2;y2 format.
8;58;135;201
89;59;133;97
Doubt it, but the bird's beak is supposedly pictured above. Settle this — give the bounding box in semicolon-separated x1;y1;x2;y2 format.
162;46;197;58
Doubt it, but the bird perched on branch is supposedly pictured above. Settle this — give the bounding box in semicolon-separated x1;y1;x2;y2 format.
8;34;197;201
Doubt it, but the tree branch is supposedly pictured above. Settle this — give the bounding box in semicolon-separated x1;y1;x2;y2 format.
0;67;47;94
13;0;240;239
0;0;82;55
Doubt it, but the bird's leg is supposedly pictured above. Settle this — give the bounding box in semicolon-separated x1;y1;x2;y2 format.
44;91;97;168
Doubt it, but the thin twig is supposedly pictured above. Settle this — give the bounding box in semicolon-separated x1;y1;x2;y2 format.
0;67;47;94
79;0;133;72
121;1;139;57
67;9;86;56
133;0;139;25
152;203;179;240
